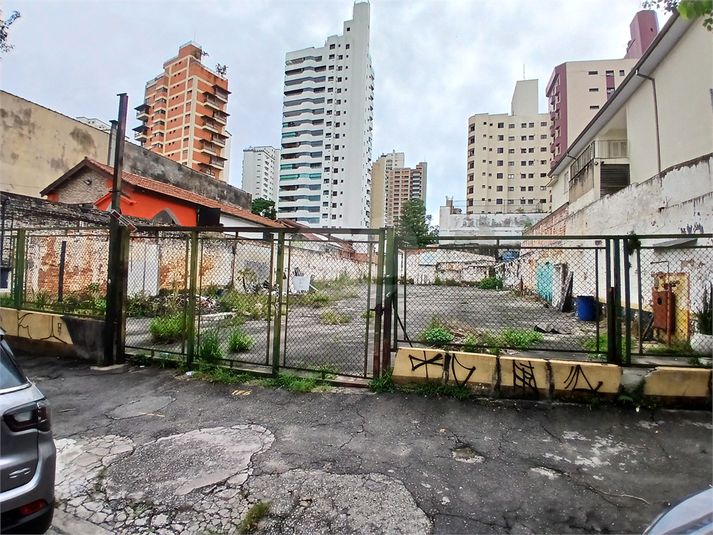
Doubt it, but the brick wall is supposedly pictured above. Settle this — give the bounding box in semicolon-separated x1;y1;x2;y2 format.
54;168;109;205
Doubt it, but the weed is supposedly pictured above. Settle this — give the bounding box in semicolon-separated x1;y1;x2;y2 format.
369;368;394;393
501;328;544;349
130;352;152;366
415;382;470;399
238;502;271;534
320;310;351;325
478;276;503;290
193;365;253;384
314;365;340;380
149;314;186;344
290;291;334;308
461;334;479;353
420;315;454;348
198;331;224;364
361;310;375;319
228;327;255;352
616;379;646;409
648;341;696;356
261;374;317;393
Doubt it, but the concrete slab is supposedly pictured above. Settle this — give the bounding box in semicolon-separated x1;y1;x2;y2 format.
644;367;712;398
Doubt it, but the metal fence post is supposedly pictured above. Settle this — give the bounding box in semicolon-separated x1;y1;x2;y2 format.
382;228;397;372
186;231;199;368
12;229;25;310
623;238;632;366
612;238;623;365
115;226;130;364
271;231;286;376
373;229;386;377
605;239;615;363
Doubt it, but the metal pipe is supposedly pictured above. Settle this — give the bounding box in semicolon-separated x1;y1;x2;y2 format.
635;70;662;175
363;242;373;377
58;241;66;302
636;248;643;355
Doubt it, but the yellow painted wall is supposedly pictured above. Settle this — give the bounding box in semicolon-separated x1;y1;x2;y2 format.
644;367;711;398
0;308;74;344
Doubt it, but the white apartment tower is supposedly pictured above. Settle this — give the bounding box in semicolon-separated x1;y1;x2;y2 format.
278;2;374;228
467;80;550;214
242;146;280;202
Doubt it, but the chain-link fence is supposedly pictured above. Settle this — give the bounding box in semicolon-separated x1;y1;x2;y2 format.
1;228;109;317
398;235;713;367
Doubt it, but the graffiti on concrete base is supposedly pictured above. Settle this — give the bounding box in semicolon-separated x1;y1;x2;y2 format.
17;311;69;343
564;365;602;392
513;360;538;393
408;350;476;386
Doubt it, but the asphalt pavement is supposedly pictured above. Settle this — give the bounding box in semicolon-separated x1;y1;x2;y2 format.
16;354;711;535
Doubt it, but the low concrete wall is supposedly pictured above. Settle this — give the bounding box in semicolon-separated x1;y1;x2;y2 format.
392;348;711;407
0;308;103;362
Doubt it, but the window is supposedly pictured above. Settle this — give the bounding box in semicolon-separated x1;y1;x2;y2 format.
496;186;503;191
521;123;527;128
497;160;503;166
469;124;475;132
508;186;514;191
509;123;515;128
468;186;474;194
528;148;534;153
496;199;503;204
509;136;515;141
521;136;527;141
588;70;598;75
521;161;527;166
606;70;614;77
508;200;514;204
329;54;335;59
540;199;547;204
496;173;503;178
329;44;335;49
540;122;547;127
541;134;547;139
498;135;504;141
338;55;343;60
540;173;547;178
619;69;625;76
540;147;547;152
497;147;503;153
540;186;547;191
528;161;534;166
469;136;475;145
468;199;473;207
528;135;534;141
468;174;474;182
469;162;475;169
508;149;515;154
528;173;534;178
590;105;600;110
520;200;526;205
521;186;527;191
529;123;534;128
483;184;486;188
497;122;504;128
520;174;526;179
589;87;599;92
508;174;514;179
540;160;547;165
508;161;515;167
528;186;534;191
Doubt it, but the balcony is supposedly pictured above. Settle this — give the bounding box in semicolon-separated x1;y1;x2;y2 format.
203;93;222;111
199;140;219;155
135;103;150;121
202;117;221;134
213;110;229;125
211;133;227;147
203;155;225;169
213;84;231;103
132;125;148;142
199;164;217;178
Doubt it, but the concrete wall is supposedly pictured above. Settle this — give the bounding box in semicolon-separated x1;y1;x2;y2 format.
392;347;711;406
439;207;547;244
401;249;495;285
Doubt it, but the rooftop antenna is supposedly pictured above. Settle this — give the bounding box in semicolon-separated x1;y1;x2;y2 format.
523;64;526;79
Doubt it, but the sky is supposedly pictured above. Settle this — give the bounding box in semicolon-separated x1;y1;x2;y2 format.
1;0;669;224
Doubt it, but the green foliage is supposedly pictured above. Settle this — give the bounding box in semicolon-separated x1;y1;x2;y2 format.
421;316;454;348
412;382;470;399
648;340;695;355
361;309;375;319
126;292;160;317
478;276;503;290
395;199;438;248
290;291;334;308
643;0;712;30
616;379;647;409
261;374;317;392
238;502;271;534
193;365;254;384
501;328;544;349
0;11;21;54
228;327;255;352
461;334;479;353
149;314;186;343
369;368;394;393
218;290;269;320
320;310;351;325
251;198;276;220
198;330;224;364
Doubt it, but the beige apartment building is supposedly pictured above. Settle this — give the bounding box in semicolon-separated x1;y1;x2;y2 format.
369;151;404;227
546;11;658;167
385;162;427;226
466;80;550;214
134;42;230;181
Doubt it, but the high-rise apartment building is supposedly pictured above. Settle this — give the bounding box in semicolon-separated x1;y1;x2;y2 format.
466;80;550;214
385;163;427;226
134;42;230;181
277;2;374;228
369;151;404;228
242;146;280;202
546;11;658;167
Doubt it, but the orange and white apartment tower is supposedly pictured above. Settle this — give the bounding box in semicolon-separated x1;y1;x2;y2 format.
134;42;230;181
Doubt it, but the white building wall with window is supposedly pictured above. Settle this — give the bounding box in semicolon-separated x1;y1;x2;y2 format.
241;146;280;202
466;80;550;214
278;1;374;228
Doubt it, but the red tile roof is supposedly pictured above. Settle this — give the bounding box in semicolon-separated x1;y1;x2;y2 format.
74;158;285;228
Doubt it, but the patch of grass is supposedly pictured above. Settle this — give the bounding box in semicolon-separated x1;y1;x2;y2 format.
416;382;471;399
501;328;544;350
361;310;375;319
238;502;271;534
461;334;479;353
314;365;340;380
290;291;335;308
198;330;224;364
478;276;503;290
320;310;351;325
228;327;255;352
193;365;254;385
648;340;696;356
616;379;646;409
369;368;394;393
311;271;355;291
420;315;454;348
149;314;187;344
261;374;317;393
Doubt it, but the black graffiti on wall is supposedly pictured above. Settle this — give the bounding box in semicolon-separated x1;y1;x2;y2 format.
513;360;538;393
408;350;477;386
564;365;603;392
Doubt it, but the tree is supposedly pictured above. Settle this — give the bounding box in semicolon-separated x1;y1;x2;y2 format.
395;199;438;248
0;11;20;54
643;0;712;30
251;198;276;220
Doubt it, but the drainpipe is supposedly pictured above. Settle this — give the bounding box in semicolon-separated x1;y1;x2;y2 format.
635;70;662;175
108;120;118;166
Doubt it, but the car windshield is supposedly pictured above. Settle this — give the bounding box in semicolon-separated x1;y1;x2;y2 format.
0;342;28;390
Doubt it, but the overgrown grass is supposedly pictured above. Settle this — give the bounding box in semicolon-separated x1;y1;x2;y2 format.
218;290;269;320
361;310;375;319
501;328;544;349
198;331;224;364
478;276;503;290
420;315;454;348
369;368;395;393
228;327;255;352
459;328;543;353
192;365;254;384
404;382;471;399
149;314;186;343
647;340;696;355
320;310;351;325
260;374;318;392
238;502;271;534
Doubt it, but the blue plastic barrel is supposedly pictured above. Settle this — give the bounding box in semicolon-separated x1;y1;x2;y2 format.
577;296;597;321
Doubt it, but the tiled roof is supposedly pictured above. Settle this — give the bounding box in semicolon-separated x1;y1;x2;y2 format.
84;158;285;228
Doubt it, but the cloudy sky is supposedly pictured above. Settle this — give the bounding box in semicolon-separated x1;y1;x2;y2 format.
2;0;668;224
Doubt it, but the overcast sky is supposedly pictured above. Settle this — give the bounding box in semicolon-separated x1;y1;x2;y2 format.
2;0;668;224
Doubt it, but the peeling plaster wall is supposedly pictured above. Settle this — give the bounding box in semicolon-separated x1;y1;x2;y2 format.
438;209;548;243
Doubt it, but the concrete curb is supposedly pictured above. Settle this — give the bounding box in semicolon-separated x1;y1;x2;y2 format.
49;509;113;535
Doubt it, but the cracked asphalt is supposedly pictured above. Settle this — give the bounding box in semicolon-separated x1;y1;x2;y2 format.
16;354;712;534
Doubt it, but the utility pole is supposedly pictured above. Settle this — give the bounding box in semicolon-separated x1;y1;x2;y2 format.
103;94;129;366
